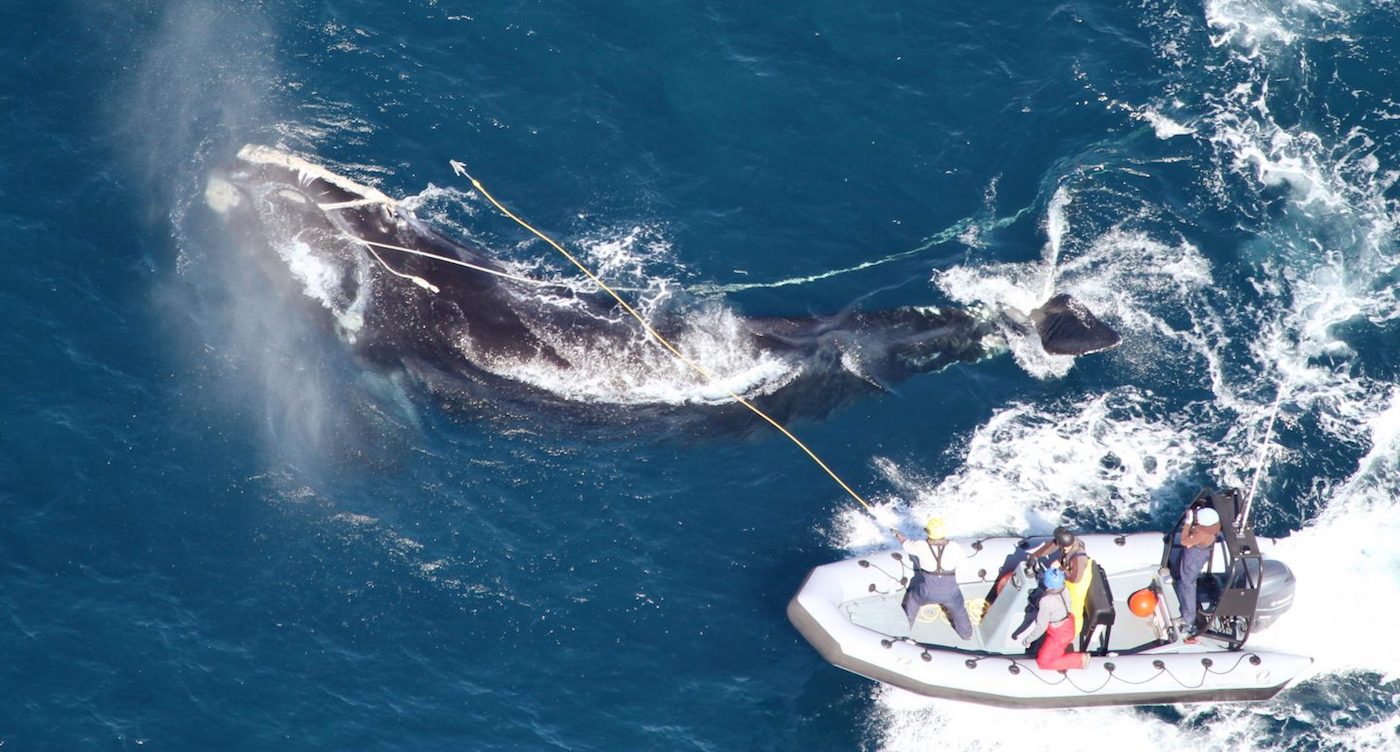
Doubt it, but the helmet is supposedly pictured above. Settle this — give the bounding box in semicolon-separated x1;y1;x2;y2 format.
1195;507;1220;526
925;517;948;539
1053;526;1076;548
1042;567;1066;590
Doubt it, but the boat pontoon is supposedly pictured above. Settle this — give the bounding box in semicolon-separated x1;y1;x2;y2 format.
788;489;1310;708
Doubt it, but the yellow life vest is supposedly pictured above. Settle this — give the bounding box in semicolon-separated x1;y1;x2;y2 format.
1063;552;1094;631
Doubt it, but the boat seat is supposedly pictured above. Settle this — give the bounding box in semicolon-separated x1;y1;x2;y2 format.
1079;561;1116;654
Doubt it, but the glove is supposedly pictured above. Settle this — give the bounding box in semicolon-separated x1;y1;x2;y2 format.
1021;637;1031;648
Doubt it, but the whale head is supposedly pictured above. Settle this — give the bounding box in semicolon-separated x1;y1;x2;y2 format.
203;145;390;341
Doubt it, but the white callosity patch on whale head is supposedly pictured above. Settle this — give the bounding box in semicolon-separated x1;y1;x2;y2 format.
236;144;397;210
204;175;241;214
273;187;311;205
214;149;388;343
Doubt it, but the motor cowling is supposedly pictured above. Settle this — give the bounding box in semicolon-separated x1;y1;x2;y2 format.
1252;558;1297;632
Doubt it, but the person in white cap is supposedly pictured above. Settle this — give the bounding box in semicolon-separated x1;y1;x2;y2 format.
893;518;973;639
1173;505;1222;643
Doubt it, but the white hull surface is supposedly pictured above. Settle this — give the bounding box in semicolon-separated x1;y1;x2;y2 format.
788;533;1312;708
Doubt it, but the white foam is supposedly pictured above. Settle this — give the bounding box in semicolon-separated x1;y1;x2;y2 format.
1205;0;1300;51
1204;0;1354;54
460;304;799;405
1042;185;1072;299
835;387;1199;551
576;224;677;284
278;239;335;305
861;2;1400;744
438;220;811;405
936;221;1211;381
400;183;480;223
872;684;1224;752
1138;108;1197;139
1225;389;1400;752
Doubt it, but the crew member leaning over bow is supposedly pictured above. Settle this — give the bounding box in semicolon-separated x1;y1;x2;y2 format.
893;518;973;640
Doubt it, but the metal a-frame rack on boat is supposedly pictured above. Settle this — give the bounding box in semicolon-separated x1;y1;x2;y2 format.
787;489;1311;708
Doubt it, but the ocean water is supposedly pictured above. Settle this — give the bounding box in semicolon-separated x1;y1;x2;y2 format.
2;0;1398;749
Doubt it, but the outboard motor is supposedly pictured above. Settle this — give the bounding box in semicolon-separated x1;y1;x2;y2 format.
1252;558;1297;631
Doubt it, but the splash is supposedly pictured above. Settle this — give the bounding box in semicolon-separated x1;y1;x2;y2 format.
1137;108;1198;139
936;219;1210;380
1042;184;1072;299
464;303;801;406
858;0;1400;747
834;387;1200;551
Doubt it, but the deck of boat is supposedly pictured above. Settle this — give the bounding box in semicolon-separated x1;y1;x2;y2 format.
844;565;1186;655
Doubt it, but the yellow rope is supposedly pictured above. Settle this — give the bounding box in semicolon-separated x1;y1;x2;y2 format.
462;171;877;516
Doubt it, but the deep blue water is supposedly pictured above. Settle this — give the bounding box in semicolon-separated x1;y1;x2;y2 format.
3;1;1399;749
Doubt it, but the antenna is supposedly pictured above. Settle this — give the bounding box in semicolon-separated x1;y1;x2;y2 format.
1241;382;1289;529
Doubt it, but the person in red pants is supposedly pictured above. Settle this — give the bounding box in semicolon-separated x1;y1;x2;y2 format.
1014;567;1090;671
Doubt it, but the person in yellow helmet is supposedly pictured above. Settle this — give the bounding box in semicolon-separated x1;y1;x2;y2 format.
893;517;973;640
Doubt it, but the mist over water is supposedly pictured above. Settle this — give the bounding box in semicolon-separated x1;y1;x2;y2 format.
2;0;1397;749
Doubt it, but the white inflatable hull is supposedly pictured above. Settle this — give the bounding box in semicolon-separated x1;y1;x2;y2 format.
788;533;1312;708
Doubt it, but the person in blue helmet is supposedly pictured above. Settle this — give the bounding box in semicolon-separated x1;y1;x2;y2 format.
1013;567;1090;671
893;517;973;640
1174;505;1222;643
1028;526;1093;634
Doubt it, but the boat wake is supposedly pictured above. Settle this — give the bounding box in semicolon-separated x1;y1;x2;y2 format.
840;0;1400;746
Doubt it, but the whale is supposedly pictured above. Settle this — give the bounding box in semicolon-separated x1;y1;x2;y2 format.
202;145;1120;417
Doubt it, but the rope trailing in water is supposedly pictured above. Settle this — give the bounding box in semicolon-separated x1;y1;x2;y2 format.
455;165;878;518
686;205;1033;296
1242;379;1289;528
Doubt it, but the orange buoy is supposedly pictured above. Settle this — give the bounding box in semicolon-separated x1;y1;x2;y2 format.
1128;588;1158;618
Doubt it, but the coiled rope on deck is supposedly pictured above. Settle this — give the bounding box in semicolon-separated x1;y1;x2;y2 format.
452;164;878;519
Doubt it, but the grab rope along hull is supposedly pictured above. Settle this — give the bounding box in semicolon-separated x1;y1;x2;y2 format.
788;529;1312;708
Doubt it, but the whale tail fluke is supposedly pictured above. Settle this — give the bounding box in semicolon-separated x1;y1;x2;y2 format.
1013;293;1121;356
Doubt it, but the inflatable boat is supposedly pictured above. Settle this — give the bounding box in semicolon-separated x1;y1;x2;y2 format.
788;489;1312;708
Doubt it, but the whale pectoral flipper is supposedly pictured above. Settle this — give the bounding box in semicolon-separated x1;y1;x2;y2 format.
1028;294;1121;356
